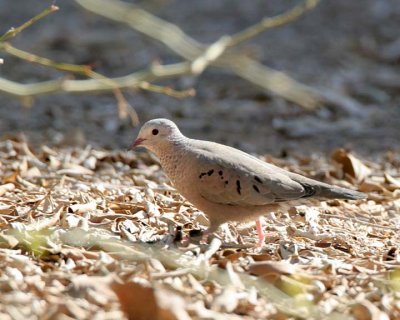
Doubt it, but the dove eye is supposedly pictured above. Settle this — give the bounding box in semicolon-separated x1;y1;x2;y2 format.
152;129;159;135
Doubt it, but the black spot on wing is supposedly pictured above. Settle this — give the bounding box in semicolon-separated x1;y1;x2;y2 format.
199;172;207;179
236;180;241;195
301;183;316;197
218;170;223;176
254;176;262;184
253;185;260;193
225;180;229;185
207;169;214;176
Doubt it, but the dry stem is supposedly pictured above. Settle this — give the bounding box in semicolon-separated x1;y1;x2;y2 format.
0;5;59;42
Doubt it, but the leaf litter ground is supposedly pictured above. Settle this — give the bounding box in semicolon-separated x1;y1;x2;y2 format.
0;138;399;320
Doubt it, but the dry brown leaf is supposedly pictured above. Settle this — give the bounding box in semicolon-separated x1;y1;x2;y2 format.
248;261;298;283
111;281;159;320
0;183;15;196
384;172;400;188
331;148;371;182
359;181;387;193
351;300;390;320
0;137;398;319
0;204;15;214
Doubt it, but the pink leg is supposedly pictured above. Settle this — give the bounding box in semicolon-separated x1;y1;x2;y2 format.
256;217;266;248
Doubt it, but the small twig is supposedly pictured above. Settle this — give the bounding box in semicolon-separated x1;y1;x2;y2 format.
0;62;192;96
0;5;59;42
113;88;139;126
0;42;96;74
228;0;320;47
190;0;320;70
139;81;195;98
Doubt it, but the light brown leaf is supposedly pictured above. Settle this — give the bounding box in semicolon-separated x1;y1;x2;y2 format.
248;261;298;283
384;172;400;188
111;281;160;320
332;148;371;182
0;183;15;196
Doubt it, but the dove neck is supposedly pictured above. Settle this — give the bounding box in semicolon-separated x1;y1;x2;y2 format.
152;135;188;157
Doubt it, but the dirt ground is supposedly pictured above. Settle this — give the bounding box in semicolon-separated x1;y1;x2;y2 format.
1;0;399;157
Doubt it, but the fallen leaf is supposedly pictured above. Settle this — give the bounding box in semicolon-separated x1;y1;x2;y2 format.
111;281;189;320
68;201;97;214
0;183;15;196
332;149;371;182
384;173;400;188
351;300;389;320
248;261;298;282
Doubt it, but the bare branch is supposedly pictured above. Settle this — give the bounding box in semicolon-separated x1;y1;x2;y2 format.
75;0;202;60
1;42;96;75
76;0;364;115
0;5;59;42
0;62;193;96
228;0;320;47
0;3;195;118
75;0;325;110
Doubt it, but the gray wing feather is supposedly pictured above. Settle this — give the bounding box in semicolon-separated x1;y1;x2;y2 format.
191;141;308;206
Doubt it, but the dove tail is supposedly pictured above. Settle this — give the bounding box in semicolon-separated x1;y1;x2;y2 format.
316;185;366;200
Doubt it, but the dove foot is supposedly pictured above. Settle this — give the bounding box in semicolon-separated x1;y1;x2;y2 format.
256;217;279;248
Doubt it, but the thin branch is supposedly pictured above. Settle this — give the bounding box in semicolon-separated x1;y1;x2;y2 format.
0;4;195;119
0;62;193;96
75;0;324;110
228;0;320;47
224;55;322;110
0;42;194;124
138;81;195;98
76;0;364;115
1;42;96;75
0;5;59;42
75;0;202;61
0;39;194;100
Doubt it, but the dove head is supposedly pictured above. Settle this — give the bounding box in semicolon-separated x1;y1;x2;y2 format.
132;119;184;154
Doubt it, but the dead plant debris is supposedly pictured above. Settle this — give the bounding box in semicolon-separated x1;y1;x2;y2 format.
0;138;399;319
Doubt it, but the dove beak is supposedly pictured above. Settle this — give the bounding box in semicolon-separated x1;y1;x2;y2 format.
132;138;146;148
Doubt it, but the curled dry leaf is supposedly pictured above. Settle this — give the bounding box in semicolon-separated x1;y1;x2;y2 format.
331;148;371;182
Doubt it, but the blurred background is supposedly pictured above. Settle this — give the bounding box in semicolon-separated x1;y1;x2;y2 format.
0;0;399;157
